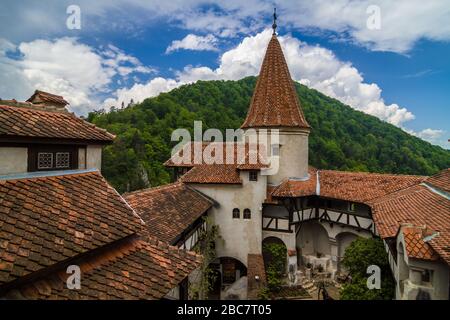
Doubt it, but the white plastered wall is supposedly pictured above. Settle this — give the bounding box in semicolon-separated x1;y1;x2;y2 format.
190;171;267;266
0;147;28;175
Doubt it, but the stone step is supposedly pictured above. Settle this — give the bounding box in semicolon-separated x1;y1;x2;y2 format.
302;282;315;290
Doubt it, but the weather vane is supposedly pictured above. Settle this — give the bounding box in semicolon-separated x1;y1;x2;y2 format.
272;7;277;35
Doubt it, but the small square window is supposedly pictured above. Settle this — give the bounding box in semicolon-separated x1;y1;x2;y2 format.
37;153;53;169
249;171;258;181
56;152;70;168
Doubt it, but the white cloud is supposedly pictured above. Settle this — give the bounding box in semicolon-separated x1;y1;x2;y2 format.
103;77;180;108
405;128;448;148
4;1;450;53
107;29;448;148
0;37;154;114
417;128;444;140
166;34;219;53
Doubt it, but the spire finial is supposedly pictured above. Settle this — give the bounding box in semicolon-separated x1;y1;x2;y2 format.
272;7;277;35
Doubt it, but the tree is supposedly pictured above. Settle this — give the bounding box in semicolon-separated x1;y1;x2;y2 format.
340;237;395;300
88;77;450;193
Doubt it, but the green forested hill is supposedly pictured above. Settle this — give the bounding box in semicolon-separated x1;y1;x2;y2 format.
88;77;450;193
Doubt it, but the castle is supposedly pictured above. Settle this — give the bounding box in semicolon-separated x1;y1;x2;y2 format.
127;29;450;300
0;26;449;300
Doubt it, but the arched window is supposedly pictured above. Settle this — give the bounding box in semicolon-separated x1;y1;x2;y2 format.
243;208;251;219
232;208;240;219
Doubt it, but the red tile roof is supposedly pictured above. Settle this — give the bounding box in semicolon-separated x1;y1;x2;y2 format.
319;170;425;203
270;169;425;203
27;90;69;106
371;183;450;264
181;164;242;184
401;226;439;261
165;142;268;184
0;104;114;143
0;170;144;285
2;235;202;300
425;168;450;193
124;183;214;244
241;35;309;129
0;171;203;299
271;167;317;198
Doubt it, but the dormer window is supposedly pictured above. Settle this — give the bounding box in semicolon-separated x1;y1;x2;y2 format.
29;145;78;172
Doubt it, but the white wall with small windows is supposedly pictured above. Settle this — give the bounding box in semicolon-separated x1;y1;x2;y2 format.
393;230;450;300
0;144;104;176
190;170;267;266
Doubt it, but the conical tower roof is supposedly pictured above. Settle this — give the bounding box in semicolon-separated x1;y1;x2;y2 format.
241;34;310;129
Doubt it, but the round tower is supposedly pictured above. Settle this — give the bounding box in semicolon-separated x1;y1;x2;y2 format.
241;32;310;185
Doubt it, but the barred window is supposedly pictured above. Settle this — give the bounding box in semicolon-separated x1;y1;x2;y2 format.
232;208;240;219
56;152;70;168
29;146;78;172
249;171;258;181
37;153;53;169
243;208;251;219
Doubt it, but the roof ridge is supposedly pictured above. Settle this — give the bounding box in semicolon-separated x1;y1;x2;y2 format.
319;169;428;179
123;181;183;197
0;103;69;114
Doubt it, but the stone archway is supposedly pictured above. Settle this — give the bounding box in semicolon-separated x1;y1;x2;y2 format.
208;256;247;300
297;221;331;257
262;236;288;275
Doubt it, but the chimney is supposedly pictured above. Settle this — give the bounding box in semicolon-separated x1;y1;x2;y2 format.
26;90;69;112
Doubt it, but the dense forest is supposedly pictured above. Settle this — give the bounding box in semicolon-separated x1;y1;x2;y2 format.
87;77;450;193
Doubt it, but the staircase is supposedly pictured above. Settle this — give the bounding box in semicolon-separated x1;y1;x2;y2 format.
301;278;318;296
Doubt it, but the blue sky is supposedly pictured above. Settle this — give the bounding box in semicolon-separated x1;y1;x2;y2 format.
0;0;449;148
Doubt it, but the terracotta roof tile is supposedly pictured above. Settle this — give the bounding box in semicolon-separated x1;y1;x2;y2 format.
241;35;309;129
372;184;450;264
401;226;439;261
319;170;425;203
165;142;268;184
124;183;214;244
269;169;424;202
271;167;317;198
0;104;114;142
2;235;202;300
425;168;450;193
0;171;144;285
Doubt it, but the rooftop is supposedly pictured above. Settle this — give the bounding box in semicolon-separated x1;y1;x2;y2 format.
0;170;201;299
124;182;214;244
0;104;114;143
241;35;309;129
